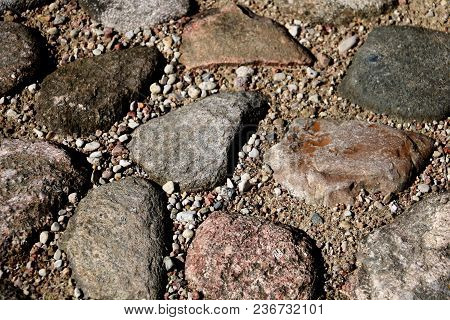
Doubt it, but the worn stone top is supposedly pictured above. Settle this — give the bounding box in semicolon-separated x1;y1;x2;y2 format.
265;119;434;207
180;4;314;69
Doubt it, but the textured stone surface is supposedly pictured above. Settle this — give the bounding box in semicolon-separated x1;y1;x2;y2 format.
0;22;45;97
129;92;267;192
35;46;161;135
0;279;26;300
60;178;168;300
180;4;313;69
185;212;316;299
347;193;450;299
0;139;88;258
339;26;450;121
0;0;48;13
265;119;434;207
273;0;396;24
79;0;191;32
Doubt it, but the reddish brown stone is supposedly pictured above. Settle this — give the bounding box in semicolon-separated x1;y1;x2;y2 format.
0;139;88;258
179;4;313;69
265;119;433;207
185;212;316;300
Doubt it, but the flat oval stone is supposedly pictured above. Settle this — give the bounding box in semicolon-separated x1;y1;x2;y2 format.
265;119;434;207
339;26;450;121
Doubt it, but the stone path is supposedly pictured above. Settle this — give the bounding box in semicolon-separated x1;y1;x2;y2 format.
0;0;448;301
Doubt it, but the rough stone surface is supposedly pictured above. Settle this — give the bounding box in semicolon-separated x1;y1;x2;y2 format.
339;26;450;121
129;92;267;192
60;178;168;300
347;193;450;299
0;139;88;258
35;46;161;135
79;0;191;32
185;211;316;299
0;22;45;97
0;279;27;300
265;119;434;207
180;4;313;69
273;0;396;24
0;0;48;13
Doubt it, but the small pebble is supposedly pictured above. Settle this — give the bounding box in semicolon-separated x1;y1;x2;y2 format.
235;66;254;78
311;213;324;225
163;256;175;271
68;193;78;204
39;231;49;244
417;184;430;193
182;229;194;239
50;222;61;232
273;72;286;82
162;181;176;194
83;141;100;152
338;35;359;54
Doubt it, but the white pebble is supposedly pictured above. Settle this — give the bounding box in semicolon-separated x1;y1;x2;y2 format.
273;72;286;82
187;86;201;98
164;64;174;74
418;184;430;193
162;181;175;194
83;141;100;152
235;66;254;78
248;148;260;158
150;83;162;94
199;81;217;91
50;222;61;232
68;192;78;204
182;229;194;239
39;231;49;244
338;35;359;54
119;160;131;167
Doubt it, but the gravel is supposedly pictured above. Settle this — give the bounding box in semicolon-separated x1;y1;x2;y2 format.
0;0;448;301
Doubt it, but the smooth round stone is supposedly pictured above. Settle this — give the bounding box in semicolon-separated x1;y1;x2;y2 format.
182;229;194;239
51;222;61;232
235;66;254;78
418;184;430;193
39;231;49;244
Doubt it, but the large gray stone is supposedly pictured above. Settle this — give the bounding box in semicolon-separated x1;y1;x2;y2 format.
35;46;162;135
129;92;267;192
0;0;48;13
60;178;168;300
339;26;450;121
0;139;88;259
347;193;450;299
265;119;434;207
186;211;317;299
79;0;191;32
273;0;396;24
0;22;45;97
